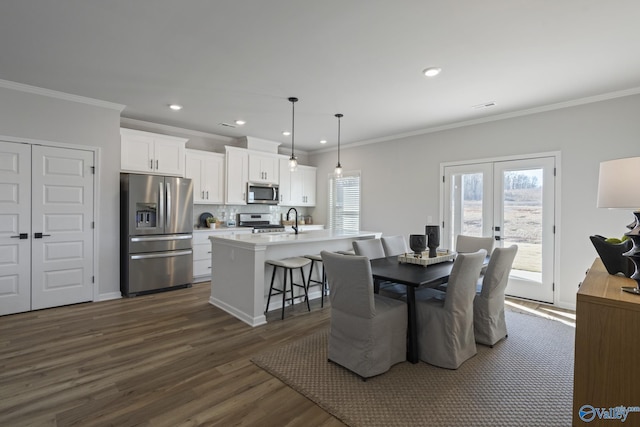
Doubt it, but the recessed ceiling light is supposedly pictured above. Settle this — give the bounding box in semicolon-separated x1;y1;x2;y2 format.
235;120;246;126
422;67;441;77
282;131;291;136
169;104;183;111
320;139;327;144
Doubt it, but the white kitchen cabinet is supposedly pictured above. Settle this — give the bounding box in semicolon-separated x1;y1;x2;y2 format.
249;152;279;184
185;150;224;204
279;159;316;206
193;228;253;282
225;146;249;205
121;128;187;176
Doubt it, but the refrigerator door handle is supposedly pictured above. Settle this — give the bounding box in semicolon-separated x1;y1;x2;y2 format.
158;181;165;230
130;234;192;243
166;181;172;228
130;250;192;260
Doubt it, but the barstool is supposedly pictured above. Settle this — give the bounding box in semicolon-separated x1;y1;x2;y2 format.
304;254;328;307
265;257;311;320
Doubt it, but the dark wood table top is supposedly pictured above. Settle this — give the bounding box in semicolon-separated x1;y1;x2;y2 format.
370;256;455;288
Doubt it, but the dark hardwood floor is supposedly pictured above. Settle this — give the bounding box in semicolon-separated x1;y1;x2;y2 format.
0;282;343;427
0;282;575;426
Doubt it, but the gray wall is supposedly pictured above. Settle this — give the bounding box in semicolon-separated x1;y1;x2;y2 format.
3;82;638;309
0;85;122;299
309;94;640;309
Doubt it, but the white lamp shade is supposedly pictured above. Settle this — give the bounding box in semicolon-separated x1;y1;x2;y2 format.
597;157;640;209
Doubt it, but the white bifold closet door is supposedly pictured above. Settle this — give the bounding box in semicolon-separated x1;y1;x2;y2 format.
0;141;94;315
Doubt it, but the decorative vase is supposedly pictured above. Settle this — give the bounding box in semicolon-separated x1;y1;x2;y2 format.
409;234;427;257
589;235;633;277
426;225;440;258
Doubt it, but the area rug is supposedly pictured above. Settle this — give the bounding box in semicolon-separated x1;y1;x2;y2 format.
251;311;574;426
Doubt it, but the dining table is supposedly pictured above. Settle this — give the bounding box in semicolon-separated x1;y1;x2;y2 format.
369;255;457;364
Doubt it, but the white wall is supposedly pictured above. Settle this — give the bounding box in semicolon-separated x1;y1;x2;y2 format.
309;94;640;309
0;85;122;300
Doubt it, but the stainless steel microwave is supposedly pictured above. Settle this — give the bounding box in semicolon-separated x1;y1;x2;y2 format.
247;182;279;205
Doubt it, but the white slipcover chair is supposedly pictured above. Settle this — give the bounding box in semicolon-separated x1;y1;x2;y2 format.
414;249;486;369
438;235;494;292
381;235;408;257
378;235;410;299
455;234;495;255
320;251;407;379
473;245;518;346
352;238;386;260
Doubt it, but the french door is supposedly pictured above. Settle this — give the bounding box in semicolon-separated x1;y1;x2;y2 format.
443;156;556;303
0;141;95;315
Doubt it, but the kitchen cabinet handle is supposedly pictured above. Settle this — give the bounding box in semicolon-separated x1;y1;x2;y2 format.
202;191;205;199
206;191;209;199
150;159;153;170
11;233;28;239
156;159;159;169
34;232;51;239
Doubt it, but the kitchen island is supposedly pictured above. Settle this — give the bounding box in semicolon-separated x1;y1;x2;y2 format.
209;229;381;326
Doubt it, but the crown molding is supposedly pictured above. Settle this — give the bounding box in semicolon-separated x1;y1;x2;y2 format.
0;79;125;112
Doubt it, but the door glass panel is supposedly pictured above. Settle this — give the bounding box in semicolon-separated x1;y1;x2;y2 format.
460;173;483;237
502;168;543;279
443;163;492;250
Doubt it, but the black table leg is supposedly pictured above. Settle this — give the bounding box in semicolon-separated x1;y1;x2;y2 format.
406;286;418;363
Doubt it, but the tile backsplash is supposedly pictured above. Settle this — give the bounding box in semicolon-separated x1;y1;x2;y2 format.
193;204;311;228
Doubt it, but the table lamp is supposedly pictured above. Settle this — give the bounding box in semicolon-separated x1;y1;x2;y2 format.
597;156;640;294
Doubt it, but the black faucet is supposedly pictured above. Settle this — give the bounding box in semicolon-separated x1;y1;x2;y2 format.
286;207;299;234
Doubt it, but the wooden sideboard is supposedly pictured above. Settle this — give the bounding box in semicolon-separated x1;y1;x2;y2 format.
573;258;640;425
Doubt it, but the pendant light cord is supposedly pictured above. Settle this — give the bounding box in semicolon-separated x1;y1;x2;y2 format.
289;97;298;159
335;113;343;167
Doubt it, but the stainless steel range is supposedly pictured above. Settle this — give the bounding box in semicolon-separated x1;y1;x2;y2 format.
237;213;285;233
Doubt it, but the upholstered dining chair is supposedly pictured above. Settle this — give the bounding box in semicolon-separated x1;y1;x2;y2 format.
320;251;407;379
378;235;410;299
455;234;495;255
473;245;518;347
437;234;494;292
352;238;386;260
381;235;408;257
414;249;486;369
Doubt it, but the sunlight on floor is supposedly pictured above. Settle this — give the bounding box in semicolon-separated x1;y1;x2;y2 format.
505;299;576;328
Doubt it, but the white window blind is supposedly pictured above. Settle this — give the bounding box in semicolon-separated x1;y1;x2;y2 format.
329;171;361;231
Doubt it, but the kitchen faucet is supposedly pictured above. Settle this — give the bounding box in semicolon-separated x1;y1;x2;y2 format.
286;207;299;234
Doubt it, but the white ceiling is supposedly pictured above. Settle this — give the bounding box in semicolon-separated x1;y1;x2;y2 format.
2;1;640;152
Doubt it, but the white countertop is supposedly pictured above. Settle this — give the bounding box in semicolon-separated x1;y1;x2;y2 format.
209;229;379;247
195;224;324;234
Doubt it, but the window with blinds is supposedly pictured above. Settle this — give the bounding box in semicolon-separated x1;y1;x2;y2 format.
329;171;361;231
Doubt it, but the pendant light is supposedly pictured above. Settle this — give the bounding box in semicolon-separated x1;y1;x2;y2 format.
288;97;298;171
334;113;343;176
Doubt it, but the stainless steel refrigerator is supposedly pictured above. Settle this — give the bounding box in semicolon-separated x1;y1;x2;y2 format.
120;173;193;296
